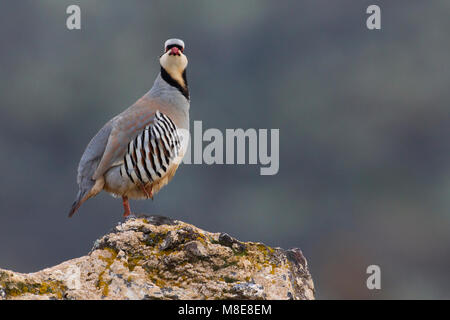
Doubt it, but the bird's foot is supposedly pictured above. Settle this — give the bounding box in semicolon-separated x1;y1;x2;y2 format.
123;210;133;218
123;213;137;220
141;183;154;200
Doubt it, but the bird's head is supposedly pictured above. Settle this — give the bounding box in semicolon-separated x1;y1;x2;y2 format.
160;39;188;85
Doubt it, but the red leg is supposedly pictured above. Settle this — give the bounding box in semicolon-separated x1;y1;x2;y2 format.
122;196;131;217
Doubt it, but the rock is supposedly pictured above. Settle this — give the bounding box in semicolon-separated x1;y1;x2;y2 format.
0;216;315;300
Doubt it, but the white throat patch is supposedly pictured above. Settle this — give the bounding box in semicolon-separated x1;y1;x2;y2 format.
160;53;188;88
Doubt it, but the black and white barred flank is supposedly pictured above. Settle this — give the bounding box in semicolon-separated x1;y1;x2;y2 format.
120;111;181;185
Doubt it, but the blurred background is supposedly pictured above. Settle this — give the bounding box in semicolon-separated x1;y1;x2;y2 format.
0;0;449;299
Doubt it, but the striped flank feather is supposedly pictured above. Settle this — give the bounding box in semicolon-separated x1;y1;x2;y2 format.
120;111;181;185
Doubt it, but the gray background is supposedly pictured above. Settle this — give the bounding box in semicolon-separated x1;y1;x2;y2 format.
0;0;449;299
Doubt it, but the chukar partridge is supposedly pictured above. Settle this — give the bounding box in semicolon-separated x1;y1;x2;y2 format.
69;39;190;218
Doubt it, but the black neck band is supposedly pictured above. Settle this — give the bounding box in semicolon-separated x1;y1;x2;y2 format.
160;67;189;100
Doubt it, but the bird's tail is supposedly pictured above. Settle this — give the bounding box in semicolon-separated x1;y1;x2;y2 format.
68;189;87;218
68;177;105;217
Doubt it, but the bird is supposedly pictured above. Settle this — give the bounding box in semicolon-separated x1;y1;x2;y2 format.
69;38;190;218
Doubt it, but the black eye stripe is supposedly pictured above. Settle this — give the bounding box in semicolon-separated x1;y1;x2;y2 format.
165;44;184;52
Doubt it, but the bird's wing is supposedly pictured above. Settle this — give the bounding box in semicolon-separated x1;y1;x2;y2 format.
69;119;114;217
69;98;159;217
92;98;158;180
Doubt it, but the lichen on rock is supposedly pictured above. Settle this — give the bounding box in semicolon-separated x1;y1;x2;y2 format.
0;215;315;300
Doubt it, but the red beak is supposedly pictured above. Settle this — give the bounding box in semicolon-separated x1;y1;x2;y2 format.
170;47;180;55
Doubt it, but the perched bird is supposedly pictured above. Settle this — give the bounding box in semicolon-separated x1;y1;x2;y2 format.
69;38;190;218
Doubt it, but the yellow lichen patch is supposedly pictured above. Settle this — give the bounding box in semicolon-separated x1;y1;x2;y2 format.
143;264;175;289
97;273;110;297
173;224;191;231
39;283;49;295
247;243;274;256
98;248;118;264
150;276;167;288
270;263;277;275
153;247;176;257
126;255;144;272
96;248;118;297
196;235;207;245
1;279;66;299
256;244;270;255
